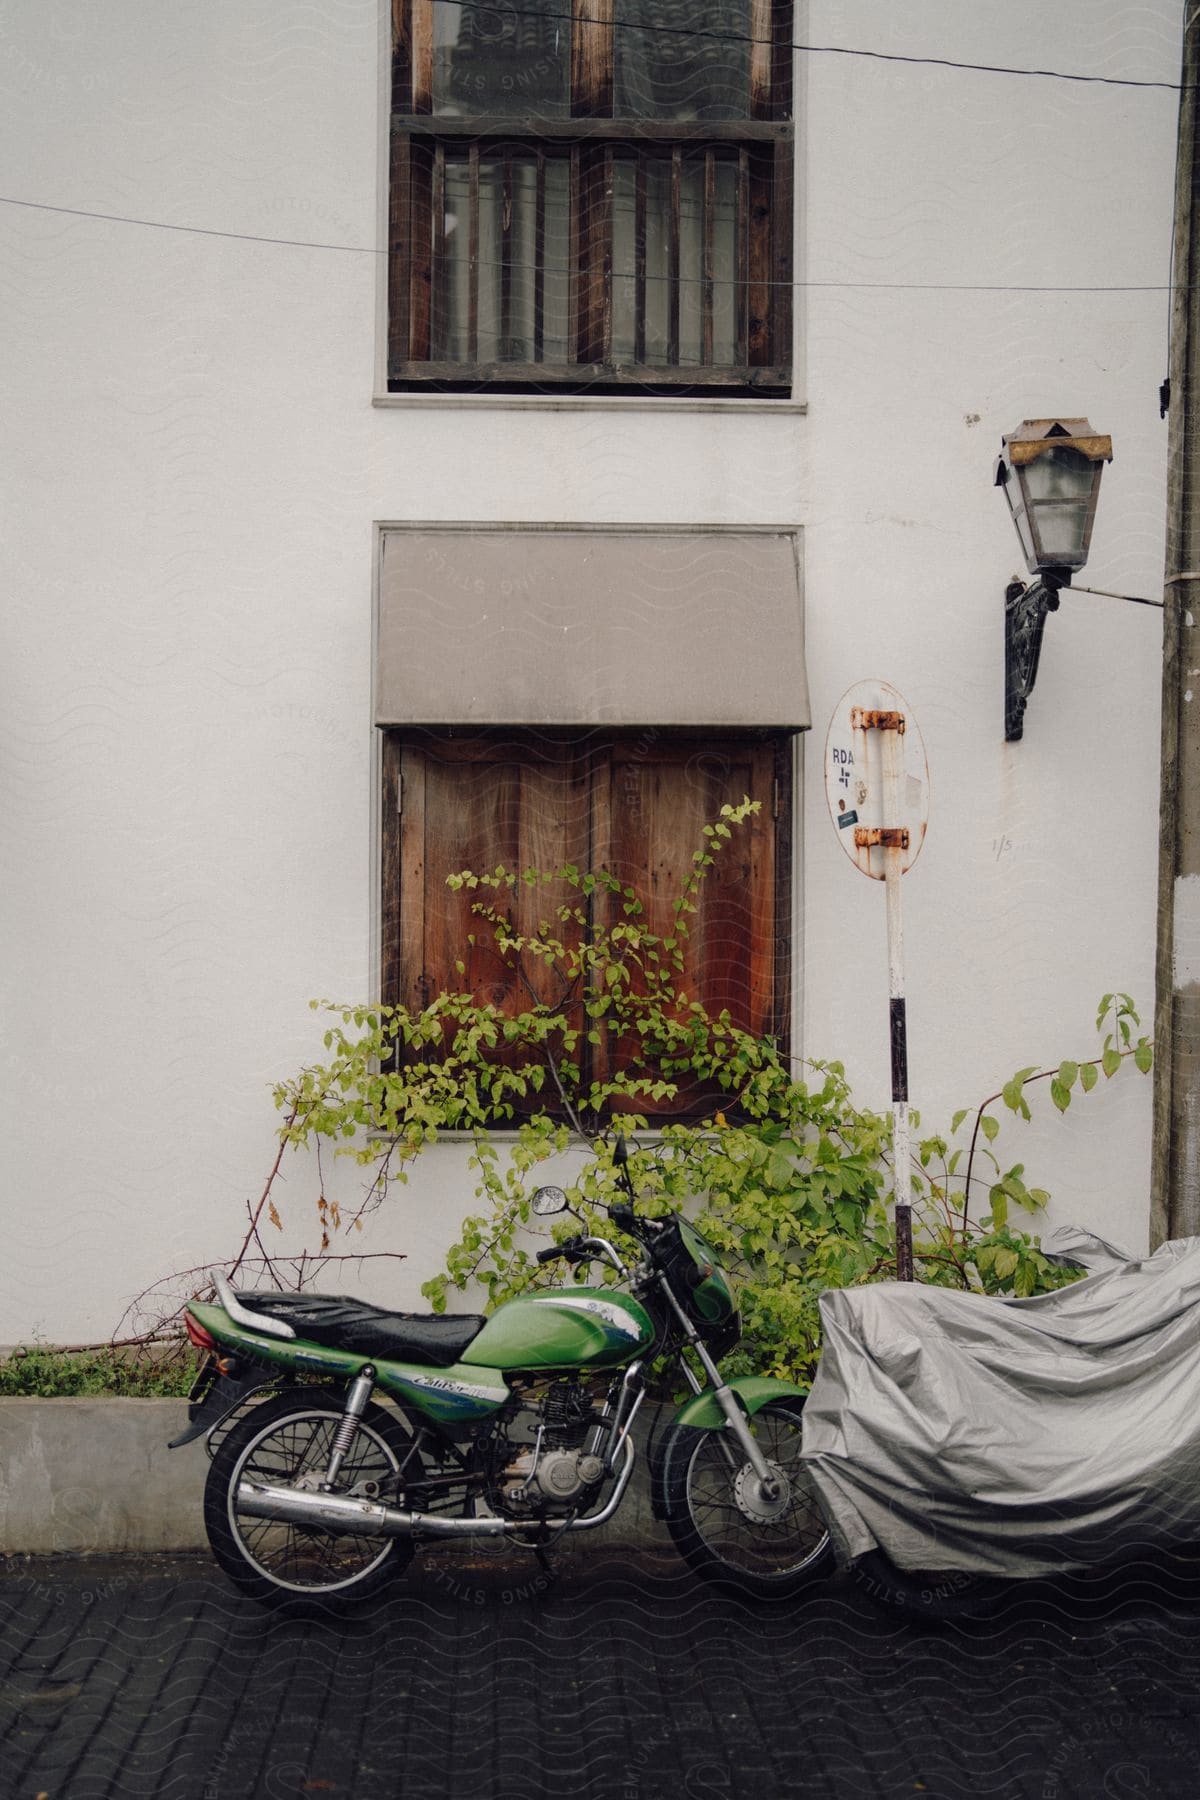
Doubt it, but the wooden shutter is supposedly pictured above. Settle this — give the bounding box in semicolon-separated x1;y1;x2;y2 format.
384;732;593;1020
382;729;790;1121
596;732;789;1116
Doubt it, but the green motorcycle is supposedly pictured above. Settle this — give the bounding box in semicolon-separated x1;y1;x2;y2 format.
171;1137;833;1606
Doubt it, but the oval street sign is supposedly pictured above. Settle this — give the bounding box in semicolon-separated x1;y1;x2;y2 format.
824;679;930;879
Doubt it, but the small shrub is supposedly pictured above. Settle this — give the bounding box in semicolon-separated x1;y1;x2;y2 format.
0;1344;196;1398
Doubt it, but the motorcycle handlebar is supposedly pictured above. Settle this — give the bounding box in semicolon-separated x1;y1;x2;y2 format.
535;1236;587;1266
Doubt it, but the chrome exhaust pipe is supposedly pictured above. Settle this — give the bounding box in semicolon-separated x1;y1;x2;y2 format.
235;1438;635;1540
235;1481;508;1539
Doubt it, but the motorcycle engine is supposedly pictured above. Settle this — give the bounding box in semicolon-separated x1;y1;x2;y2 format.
492;1377;608;1515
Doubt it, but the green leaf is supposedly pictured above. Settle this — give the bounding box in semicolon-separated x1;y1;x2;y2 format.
1050;1078;1071;1114
951;1108;969;1134
1001;1068;1037;1119
981;1114;1000;1143
1134;1039;1153;1073
1080;1060;1099;1093
992;1247;1019;1281
1102;1045;1122;1079
988;1188;1009;1231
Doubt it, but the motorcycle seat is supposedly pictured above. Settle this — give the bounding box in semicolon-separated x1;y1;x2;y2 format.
233;1291;486;1368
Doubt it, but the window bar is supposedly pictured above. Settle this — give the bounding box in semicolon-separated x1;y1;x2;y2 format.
534;148;546;363
668;146;681;368
736;147;749;368
431;142;446;358
702;148;715;368
747;149;770;368
389;130;412;365
569;143;582;367
500;152;514;359
771;139;792;369
634;151;647;365
467;141;480;364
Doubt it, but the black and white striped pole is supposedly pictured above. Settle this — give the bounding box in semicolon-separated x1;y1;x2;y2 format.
825;682;929;1282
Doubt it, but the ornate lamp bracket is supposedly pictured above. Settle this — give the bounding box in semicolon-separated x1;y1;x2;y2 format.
1004;572;1064;742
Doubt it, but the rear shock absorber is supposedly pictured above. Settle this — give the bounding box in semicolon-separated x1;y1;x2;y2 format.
324;1367;376;1488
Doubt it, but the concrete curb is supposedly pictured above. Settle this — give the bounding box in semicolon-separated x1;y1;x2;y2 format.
0;1397;670;1556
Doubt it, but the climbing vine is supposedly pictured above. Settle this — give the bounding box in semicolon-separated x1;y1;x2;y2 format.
267;804;1153;1386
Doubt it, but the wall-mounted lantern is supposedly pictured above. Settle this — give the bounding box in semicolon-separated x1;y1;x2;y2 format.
994;418;1113;740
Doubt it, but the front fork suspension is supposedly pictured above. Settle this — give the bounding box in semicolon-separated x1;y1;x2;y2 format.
665;1300;780;1498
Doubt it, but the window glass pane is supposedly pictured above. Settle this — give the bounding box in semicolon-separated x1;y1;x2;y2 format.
711;158;738;365
433;0;570;118
614;1;752;120
612;152;741;369
541;157;572;363
443;153;571;364
442;155;474;361
611;158;637;362
642;156;672;362
676;158;705;365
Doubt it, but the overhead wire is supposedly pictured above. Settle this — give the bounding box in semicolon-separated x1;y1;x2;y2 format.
0;193;1179;294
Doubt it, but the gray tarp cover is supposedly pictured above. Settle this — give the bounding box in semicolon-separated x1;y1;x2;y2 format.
800;1229;1200;1576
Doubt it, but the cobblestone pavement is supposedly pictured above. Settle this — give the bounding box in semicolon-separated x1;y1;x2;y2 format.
3;1547;1200;1800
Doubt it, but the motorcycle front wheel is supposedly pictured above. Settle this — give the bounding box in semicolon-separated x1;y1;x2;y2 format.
660;1398;834;1598
203;1388;417;1608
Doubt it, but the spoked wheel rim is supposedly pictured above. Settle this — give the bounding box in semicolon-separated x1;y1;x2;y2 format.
228;1408;402;1595
683;1403;830;1580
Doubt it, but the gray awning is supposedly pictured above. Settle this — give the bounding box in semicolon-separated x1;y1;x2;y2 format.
375;526;809;728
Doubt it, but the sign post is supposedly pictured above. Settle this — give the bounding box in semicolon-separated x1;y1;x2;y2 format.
825;681;929;1281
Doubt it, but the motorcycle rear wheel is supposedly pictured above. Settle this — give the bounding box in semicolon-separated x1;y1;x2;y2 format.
661;1397;834;1598
203;1388;417;1608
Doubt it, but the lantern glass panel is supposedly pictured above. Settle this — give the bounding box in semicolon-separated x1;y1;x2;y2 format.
1031;502;1090;565
1001;466;1036;568
1022;445;1094;503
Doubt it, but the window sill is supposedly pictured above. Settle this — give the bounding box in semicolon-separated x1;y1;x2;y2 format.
372;391;808;415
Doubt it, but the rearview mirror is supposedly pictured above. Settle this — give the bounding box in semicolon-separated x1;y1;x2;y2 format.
531;1185;568;1217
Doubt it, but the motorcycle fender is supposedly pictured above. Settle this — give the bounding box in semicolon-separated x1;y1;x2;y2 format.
669;1375;807;1432
649;1377;809;1521
166;1363;272;1449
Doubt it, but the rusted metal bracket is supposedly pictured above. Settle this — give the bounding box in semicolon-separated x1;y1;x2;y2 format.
850;708;906;733
853;827;910;850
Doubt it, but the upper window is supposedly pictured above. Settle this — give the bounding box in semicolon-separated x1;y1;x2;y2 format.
388;3;794;396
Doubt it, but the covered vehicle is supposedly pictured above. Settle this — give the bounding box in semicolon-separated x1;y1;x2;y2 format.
800;1228;1200;1579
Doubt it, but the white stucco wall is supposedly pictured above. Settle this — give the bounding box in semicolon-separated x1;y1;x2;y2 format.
0;1;1179;1341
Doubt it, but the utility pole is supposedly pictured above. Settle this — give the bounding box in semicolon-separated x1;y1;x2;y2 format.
1153;4;1200;1242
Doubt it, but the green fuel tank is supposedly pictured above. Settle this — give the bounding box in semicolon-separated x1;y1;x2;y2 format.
461;1287;656;1372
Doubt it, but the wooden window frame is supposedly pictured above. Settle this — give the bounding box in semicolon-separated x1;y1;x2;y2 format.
380;726;794;1120
388;2;794;396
